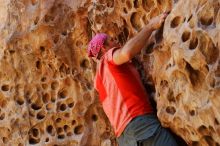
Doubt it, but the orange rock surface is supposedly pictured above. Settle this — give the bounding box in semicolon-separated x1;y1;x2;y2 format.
0;0;219;145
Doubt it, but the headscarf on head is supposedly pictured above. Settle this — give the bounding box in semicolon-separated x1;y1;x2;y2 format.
87;33;108;57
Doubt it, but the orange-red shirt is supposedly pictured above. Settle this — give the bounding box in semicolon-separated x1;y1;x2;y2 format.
94;47;153;137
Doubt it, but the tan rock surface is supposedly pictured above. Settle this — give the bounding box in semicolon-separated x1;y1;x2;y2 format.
153;0;220;145
0;0;219;146
0;0;115;145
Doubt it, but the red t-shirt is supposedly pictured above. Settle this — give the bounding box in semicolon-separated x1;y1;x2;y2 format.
94;47;153;137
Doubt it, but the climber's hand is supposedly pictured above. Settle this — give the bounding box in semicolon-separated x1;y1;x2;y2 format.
149;12;168;30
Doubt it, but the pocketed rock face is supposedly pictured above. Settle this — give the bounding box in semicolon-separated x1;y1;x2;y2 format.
0;0;219;146
153;0;220;145
0;1;116;146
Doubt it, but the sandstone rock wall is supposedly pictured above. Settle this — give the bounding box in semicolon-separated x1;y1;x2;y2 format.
154;0;220;145
0;0;116;145
0;0;219;146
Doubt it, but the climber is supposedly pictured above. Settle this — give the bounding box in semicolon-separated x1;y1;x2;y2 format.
87;12;178;146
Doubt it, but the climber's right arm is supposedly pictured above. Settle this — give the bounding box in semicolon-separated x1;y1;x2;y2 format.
112;13;168;65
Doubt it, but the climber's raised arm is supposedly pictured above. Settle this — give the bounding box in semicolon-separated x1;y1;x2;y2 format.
112;13;168;65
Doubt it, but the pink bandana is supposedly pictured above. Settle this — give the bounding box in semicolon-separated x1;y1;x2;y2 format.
87;33;108;57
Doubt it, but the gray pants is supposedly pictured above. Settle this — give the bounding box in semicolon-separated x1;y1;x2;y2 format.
117;114;178;146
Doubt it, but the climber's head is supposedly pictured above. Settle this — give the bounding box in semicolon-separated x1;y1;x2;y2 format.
87;33;119;59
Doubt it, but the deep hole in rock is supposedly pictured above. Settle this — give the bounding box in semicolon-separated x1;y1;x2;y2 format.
64;125;70;132
47;125;54;134
42;93;50;103
182;31;191;42
189;37;198;50
189;110;196;116
130;12;142;31
57;127;63;134
155;23;164;43
167;89;175;102
200;37;219;64
56;118;62;123
157;0;163;5
41;83;48;89
76;41;83;47
171;16;182;28
31;0;38;5
123;27;129;41
215;62;220;77
58;134;65;139
142;15;148;25
16;96;24;105
166;64;172;70
58;89;68;99
29;137;40;144
53;35;60;44
142;0;154;11
67;132;73;136
192;141;199;146
66;98;74;107
0;114;6;121
41;77;47;82
44;15;54;23
72;120;76;125
145;42;155;54
166;106;176;115
186;62;204;88
74;125;84;135
0;99;7;108
60;103;67;111
123;7;128;14
1;85;9;91
29;111;35;117
40;46;45;52
51;95;56;102
68;102;74;108
51;81;59;90
34;16;39;25
9;50;15;54
45;137;49;142
107;1;114;7
36;60;42;69
198;125;209;135
200;16;214;26
126;1;132;9
62;30;67;36
160;80;168;87
203;135;214;146
215;118;219;125
188;14;193;22
65;112;70;118
2;137;8;144
118;27;129;45
32;128;39;137
46;103;53;111
209;126;215;133
92;114;98;121
31;103;42;110
134;0;139;8
59;63;67;75
36;111;45;120
80;59;89;68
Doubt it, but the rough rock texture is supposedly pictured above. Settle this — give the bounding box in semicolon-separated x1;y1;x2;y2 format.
0;0;116;146
154;0;220;145
0;0;219;146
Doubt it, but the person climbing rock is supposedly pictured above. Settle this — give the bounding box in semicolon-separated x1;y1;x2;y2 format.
87;12;178;146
